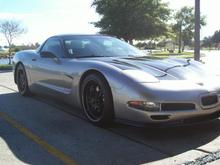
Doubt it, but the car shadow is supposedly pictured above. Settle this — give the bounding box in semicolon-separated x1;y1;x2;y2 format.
0;92;220;165
110;120;220;156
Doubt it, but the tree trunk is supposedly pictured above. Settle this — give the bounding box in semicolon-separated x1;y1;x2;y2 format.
124;37;133;45
8;45;11;65
194;0;200;61
178;25;182;53
182;41;185;52
172;42;175;51
128;39;133;45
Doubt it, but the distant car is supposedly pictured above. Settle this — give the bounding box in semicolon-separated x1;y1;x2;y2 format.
13;34;220;126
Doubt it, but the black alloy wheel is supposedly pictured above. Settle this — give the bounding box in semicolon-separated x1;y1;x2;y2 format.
81;73;114;126
16;64;31;96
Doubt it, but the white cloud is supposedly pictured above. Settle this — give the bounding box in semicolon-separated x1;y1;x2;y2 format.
1;0;220;45
0;0;100;45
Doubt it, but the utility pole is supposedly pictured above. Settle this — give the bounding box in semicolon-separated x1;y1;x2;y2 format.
194;0;200;61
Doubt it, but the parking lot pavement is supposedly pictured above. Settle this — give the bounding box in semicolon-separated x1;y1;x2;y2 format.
0;117;64;165
0;72;167;165
0;71;220;165
207;159;220;165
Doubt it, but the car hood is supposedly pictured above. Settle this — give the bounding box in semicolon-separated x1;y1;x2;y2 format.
94;56;217;81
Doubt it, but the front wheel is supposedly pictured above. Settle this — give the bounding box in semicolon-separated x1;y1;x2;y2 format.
81;73;114;126
16;64;31;96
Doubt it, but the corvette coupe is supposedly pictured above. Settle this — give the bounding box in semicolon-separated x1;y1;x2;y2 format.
13;34;220;126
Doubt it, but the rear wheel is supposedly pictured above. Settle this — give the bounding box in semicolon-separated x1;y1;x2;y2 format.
81;73;114;126
16;64;31;96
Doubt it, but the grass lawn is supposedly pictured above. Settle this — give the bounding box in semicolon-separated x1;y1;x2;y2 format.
0;64;13;70
151;51;194;59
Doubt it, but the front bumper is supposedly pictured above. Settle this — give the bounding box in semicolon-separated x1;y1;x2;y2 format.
113;81;220;125
116;110;220;127
121;102;220;124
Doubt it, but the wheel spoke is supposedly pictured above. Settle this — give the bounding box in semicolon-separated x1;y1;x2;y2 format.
84;81;105;121
18;70;26;93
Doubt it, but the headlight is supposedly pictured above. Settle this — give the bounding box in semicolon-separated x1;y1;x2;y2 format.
123;70;159;83
128;101;160;111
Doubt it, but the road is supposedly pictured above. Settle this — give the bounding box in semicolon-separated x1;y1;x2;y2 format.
0;70;220;165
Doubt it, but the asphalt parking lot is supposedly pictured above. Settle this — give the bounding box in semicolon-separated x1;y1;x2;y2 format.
0;71;220;165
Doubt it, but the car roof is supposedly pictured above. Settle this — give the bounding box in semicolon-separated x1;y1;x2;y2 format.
51;34;111;38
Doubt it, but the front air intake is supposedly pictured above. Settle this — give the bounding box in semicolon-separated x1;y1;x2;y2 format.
201;95;218;106
161;103;195;111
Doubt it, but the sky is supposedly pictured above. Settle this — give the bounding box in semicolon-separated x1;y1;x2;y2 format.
0;0;219;45
163;0;220;41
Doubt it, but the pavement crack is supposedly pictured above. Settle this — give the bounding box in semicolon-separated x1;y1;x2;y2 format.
183;150;220;165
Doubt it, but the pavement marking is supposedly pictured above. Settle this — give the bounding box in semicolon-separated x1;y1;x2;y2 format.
0;111;77;165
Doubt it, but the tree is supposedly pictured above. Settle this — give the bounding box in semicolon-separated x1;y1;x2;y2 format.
211;30;220;44
209;30;220;49
92;0;170;44
34;42;40;48
202;36;212;50
0;20;26;64
172;6;206;53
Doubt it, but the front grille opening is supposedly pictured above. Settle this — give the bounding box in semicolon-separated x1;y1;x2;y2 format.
161;103;195;111
201;95;218;106
151;115;170;120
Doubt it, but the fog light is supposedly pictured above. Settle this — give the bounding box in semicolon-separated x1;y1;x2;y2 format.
128;101;160;111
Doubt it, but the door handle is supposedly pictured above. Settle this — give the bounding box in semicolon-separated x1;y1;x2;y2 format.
32;58;37;61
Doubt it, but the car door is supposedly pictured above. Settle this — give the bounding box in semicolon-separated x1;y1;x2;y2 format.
30;37;67;96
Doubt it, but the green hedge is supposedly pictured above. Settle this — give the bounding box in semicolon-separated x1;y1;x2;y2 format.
0;64;13;70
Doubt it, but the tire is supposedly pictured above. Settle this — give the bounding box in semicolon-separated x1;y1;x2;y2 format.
81;73;114;126
16;64;31;96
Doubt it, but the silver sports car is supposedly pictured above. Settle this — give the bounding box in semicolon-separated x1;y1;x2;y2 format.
13;34;220;126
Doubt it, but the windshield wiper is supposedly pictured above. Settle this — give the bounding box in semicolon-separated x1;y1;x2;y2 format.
164;65;182;72
183;59;191;66
75;55;106;58
164;59;191;72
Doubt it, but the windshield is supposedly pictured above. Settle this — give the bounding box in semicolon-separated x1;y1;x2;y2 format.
64;36;145;58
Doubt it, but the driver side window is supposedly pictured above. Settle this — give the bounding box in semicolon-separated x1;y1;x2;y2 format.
41;38;63;57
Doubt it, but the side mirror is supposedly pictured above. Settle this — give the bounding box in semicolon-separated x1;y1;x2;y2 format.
40;51;57;58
